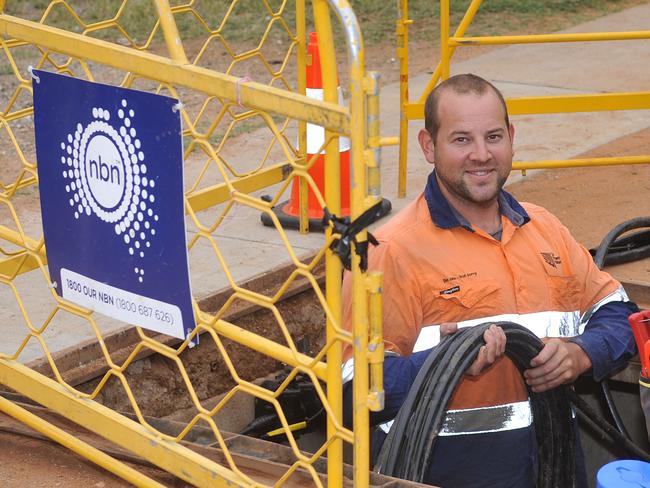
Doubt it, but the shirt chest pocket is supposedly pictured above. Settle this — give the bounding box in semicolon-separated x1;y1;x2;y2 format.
538;252;583;312
431;279;501;322
544;273;583;312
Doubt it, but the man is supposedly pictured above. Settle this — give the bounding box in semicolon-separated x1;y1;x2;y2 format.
342;73;637;487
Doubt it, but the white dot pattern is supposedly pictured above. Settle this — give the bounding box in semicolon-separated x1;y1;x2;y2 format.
60;98;159;282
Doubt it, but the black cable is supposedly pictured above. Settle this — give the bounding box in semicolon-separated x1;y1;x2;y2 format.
375;322;576;487
592;229;650;266
591;220;650;267
239;413;280;437
600;378;631;439
375;321;650;485
569;389;650;463
591;217;650;439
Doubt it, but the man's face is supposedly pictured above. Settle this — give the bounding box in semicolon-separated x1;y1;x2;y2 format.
418;89;514;208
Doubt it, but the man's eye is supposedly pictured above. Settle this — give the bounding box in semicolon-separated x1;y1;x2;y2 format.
487;134;502;142
454;137;468;143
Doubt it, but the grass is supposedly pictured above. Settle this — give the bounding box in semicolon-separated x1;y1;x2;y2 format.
6;0;647;49
6;0;297;46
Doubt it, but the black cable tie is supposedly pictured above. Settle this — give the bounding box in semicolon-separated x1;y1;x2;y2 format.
322;201;384;271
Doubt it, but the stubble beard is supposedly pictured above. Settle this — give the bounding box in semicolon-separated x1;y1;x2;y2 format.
438;169;508;208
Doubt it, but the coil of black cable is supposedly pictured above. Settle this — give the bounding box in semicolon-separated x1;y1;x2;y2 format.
591;217;650;439
590;217;650;268
374;321;650;486
374;321;576;487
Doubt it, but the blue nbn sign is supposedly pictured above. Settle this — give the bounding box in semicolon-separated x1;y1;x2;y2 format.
33;70;195;340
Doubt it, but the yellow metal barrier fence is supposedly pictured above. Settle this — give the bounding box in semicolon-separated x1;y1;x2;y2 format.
396;0;650;197
0;0;382;486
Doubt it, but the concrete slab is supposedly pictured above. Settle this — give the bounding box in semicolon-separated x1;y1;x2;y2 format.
446;3;650;93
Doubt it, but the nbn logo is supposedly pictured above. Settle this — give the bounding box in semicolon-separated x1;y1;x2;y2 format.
84;131;126;211
89;153;122;185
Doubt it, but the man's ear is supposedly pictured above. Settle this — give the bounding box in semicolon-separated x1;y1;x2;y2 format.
508;123;515;157
418;129;436;165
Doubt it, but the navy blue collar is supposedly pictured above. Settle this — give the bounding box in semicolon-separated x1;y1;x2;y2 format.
423;170;530;231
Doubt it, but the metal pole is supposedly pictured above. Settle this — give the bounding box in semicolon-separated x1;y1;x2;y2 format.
397;0;412;197
296;0;309;233
152;0;188;64
312;4;344;486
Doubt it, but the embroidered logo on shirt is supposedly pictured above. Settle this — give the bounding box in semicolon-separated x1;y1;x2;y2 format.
442;271;477;283
541;252;562;269
440;285;460;295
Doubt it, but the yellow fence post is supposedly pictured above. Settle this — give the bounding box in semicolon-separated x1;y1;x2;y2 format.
347;12;372;488
397;0;412;198
296;0;309;234
312;4;344;486
152;0;188;64
439;0;450;80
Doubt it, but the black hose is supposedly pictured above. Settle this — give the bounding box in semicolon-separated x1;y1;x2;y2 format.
600;377;631;439
591;217;650;439
590;229;650;266
591;217;650;268
239;413;280;437
375;322;576;487
569;389;650;463
375;321;650;485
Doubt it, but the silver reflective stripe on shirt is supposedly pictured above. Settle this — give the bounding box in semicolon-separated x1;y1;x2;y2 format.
438;401;532;436
413;286;629;353
580;285;629;326
341;351;399;385
413;310;581;353
377;401;532;435
342;357;355;384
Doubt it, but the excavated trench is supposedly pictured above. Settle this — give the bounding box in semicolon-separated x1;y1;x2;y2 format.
26;258;329;431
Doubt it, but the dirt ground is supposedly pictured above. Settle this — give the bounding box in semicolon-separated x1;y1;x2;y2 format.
0;429;191;487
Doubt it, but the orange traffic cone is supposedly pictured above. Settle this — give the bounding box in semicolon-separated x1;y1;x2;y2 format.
262;32;390;231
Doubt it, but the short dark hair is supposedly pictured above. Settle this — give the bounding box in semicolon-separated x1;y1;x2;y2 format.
424;73;510;141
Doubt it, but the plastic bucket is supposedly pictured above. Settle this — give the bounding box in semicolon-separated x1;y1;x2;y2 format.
596;459;650;488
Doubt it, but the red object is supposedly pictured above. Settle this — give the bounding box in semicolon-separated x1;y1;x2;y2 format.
629;310;650;376
306;31;322;89
281;31;350;220
283;152;350;220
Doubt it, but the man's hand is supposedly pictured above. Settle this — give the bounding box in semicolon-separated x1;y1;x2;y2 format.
524;339;592;393
440;323;507;376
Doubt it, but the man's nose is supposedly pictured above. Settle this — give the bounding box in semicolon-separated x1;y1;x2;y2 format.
469;140;490;162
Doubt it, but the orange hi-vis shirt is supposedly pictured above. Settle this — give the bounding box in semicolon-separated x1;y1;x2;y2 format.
342;173;622;415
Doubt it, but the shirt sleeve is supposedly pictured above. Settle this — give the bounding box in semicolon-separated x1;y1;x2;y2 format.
569;300;638;381
343;349;432;428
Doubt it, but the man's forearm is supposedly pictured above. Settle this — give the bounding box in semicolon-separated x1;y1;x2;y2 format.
342;348;432;428
569;300;638;381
